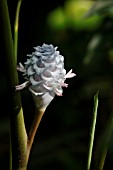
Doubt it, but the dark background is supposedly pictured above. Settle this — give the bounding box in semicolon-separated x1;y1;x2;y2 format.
1;0;113;169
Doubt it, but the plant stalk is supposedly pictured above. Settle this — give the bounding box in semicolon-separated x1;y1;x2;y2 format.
0;0;27;169
27;107;46;164
87;91;99;170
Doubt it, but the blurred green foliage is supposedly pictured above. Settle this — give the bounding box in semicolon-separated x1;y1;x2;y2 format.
1;0;113;169
48;0;102;30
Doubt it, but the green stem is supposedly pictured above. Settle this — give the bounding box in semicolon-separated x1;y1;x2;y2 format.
10;108;27;170
14;0;22;63
0;0;27;169
87;91;99;170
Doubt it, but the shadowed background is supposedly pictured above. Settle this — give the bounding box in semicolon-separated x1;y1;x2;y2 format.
1;0;113;169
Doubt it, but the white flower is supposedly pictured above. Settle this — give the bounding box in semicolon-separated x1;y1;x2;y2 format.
16;44;76;98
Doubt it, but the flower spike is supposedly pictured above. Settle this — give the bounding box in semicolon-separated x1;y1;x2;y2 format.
16;44;76;97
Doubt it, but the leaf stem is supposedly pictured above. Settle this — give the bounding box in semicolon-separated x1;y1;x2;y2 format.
87;91;99;170
14;0;22;63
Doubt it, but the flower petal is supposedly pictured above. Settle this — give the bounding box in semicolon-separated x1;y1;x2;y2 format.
64;69;76;78
17;62;26;73
15;81;30;90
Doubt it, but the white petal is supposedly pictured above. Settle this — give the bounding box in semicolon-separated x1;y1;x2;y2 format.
64;69;76;78
59;55;64;62
56;57;61;64
31;55;38;63
27;54;32;57
27;66;35;76
54;86;63;96
41;73;53;81
17;62;26;73
54;88;63;96
55;47;58;50
60;83;68;87
15;81;30;90
43;60;56;67
43;84;53;91
62;69;66;75
29;87;44;95
24;59;31;65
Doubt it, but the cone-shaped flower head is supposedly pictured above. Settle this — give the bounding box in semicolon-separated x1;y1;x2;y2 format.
16;44;76;108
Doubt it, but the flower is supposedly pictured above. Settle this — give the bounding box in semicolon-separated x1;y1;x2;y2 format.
16;44;76;108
